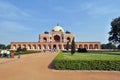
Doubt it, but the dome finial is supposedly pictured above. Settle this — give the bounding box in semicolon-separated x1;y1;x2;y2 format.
52;24;64;32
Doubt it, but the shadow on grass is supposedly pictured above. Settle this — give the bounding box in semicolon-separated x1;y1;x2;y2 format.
48;60;55;70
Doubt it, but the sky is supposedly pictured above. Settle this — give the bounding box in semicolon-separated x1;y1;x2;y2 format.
0;0;120;45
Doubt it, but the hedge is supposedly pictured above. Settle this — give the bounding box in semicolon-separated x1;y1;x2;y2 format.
14;50;40;55
77;48;88;53
53;52;120;71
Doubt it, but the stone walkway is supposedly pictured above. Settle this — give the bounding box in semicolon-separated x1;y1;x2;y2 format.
0;52;120;80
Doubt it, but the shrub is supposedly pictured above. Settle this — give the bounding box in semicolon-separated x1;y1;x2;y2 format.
14;50;40;55
53;52;120;71
16;47;22;52
22;48;27;51
54;59;120;70
77;48;88;53
17;47;27;52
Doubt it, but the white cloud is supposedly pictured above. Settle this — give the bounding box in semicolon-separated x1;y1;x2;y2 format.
50;1;120;17
0;1;33;34
80;2;120;16
0;1;31;20
80;3;93;10
0;21;32;33
52;5;80;14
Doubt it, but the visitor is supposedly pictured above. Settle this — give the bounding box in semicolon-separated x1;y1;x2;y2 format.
7;50;11;58
11;50;14;58
43;49;45;53
18;51;21;59
4;50;7;57
0;50;4;58
53;48;56;53
17;47;22;59
50;49;52;53
51;49;53;53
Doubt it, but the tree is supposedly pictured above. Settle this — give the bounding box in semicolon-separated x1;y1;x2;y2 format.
6;45;11;49
22;48;27;51
0;44;11;50
0;44;6;49
17;47;22;52
71;38;76;55
106;43;116;49
117;45;120;49
109;17;120;45
101;43;116;49
101;44;106;49
66;41;69;52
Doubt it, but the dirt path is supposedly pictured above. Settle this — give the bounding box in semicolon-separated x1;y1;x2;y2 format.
0;52;120;80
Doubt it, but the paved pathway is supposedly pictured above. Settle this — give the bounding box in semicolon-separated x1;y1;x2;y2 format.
0;52;120;80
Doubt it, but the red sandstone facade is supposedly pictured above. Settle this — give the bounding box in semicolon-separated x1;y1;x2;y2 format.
10;25;101;50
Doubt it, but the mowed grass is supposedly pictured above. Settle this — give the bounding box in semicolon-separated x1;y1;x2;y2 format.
62;51;120;60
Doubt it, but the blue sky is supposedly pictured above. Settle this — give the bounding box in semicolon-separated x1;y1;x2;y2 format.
0;0;120;45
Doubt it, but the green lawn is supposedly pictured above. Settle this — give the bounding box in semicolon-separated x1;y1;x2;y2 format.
62;52;120;60
54;51;120;70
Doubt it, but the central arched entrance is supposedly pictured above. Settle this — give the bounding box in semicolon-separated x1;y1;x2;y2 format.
67;37;71;42
54;35;60;42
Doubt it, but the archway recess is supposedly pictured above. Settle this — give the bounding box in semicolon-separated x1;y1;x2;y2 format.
54;35;60;42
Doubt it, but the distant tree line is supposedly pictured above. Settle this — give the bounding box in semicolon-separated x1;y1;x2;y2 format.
101;42;120;49
0;44;10;49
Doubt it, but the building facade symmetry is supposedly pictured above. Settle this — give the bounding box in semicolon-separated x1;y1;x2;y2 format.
10;25;101;50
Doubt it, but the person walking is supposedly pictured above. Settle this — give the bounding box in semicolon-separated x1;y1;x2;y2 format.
17;47;22;59
18;51;21;59
4;50;7;57
7;50;11;58
0;50;4;58
11;50;14;58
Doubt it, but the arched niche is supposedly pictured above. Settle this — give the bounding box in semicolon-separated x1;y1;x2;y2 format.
54;35;60;42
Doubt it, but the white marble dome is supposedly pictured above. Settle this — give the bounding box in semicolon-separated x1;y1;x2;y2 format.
52;25;64;32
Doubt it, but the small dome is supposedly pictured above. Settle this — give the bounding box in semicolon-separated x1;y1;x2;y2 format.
66;30;71;34
44;31;49;34
52;25;64;32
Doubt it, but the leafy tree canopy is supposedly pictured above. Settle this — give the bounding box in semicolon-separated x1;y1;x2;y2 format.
109;17;120;45
0;44;10;49
0;44;6;49
117;45;120;49
101;43;116;49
